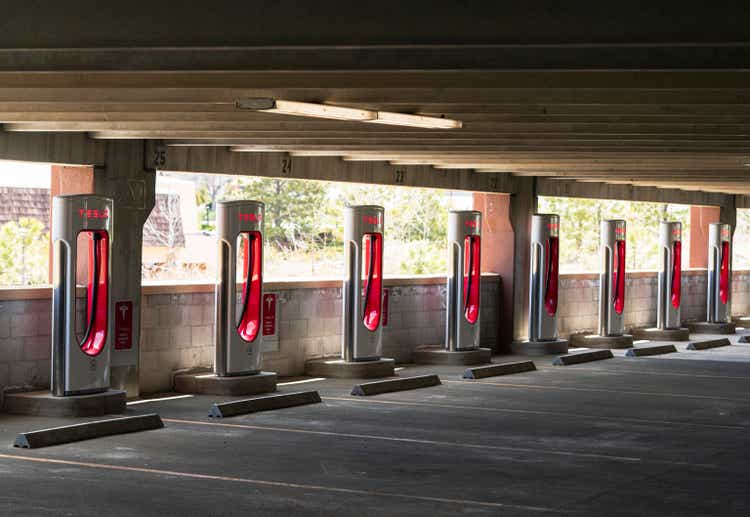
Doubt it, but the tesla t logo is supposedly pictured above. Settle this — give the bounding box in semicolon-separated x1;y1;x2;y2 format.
238;212;262;222
362;215;381;226
464;220;479;228
78;208;109;219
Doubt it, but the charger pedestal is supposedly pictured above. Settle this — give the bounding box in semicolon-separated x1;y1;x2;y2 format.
174;371;277;396
305;358;395;379
3;389;126;417
412;346;491;365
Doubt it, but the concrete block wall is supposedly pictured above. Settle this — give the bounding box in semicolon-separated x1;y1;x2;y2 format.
557;270;739;336
733;271;750;317
139;276;500;393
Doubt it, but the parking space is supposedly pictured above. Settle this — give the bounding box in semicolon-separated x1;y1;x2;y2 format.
2;352;749;516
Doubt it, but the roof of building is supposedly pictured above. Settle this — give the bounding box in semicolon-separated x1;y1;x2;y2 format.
0;187;50;230
0;187;185;248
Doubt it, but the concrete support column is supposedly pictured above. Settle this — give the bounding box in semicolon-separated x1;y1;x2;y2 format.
510;178;538;342
470;180;538;351
94;141;155;398
473;193;513;352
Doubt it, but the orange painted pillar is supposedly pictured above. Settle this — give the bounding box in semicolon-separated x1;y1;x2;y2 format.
49;165;95;283
689;206;720;268
473;192;514;351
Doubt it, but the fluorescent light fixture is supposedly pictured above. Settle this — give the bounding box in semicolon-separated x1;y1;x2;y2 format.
236;98;376;122
368;111;463;129
235;98;462;128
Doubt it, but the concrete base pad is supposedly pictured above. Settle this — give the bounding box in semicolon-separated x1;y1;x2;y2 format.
3;389;126;417
569;333;634;349
412;346;492;365
305;358;395;379
631;327;690;341
511;339;569;356
174;372;277;396
687;321;736;334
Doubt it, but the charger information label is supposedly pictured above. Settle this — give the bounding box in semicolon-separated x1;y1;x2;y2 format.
114;301;133;350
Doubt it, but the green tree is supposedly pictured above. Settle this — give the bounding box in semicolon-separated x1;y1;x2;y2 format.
538;197;691;273
224;177;328;253
0;217;49;286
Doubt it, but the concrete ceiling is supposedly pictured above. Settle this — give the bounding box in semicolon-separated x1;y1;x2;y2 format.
1;2;749;194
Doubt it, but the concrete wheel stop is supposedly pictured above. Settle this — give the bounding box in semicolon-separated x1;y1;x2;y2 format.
174;371;277;396
511;339;569;356
305;357;395;379
209;390;321;418
412;346;491;365
687;321;736;334
625;344;678;357
631;327;690;341
351;374;441;396
569;332;633;349
3;389;126;417
687;338;732;350
14;413;164;449
553;349;614;365
463;360;536;379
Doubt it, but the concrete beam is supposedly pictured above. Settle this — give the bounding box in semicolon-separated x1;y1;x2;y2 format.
537;178;734;207
0;130;104;165
0;2;748;48
162;146;516;194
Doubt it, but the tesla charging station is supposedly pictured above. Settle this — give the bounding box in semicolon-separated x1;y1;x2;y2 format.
446;210;482;351
570;220;634;348
599;220;627;337
657;221;683;331
51;194;113;397
515;214;568;354
215;200;265;376
175;200;278;396
413;210;491;365
689;223;736;334
342;205;384;361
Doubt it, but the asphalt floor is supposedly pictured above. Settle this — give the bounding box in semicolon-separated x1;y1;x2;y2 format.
1;331;750;516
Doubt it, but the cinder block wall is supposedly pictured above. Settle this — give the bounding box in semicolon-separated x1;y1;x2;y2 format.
0;275;500;395
556;270;744;336
139;276;500;393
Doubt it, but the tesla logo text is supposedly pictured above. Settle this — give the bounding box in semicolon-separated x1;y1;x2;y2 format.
238;212;262;222
362;215;381;226
721;229;730;239
673;229;681;238
464;220;479;228
78;209;109;219
547;223;559;231
615;227;626;237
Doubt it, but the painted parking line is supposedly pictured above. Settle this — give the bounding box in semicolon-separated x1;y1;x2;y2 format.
163;417;712;467
534;365;750;381
443;379;750;402
0;453;559;514
321;396;750;431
